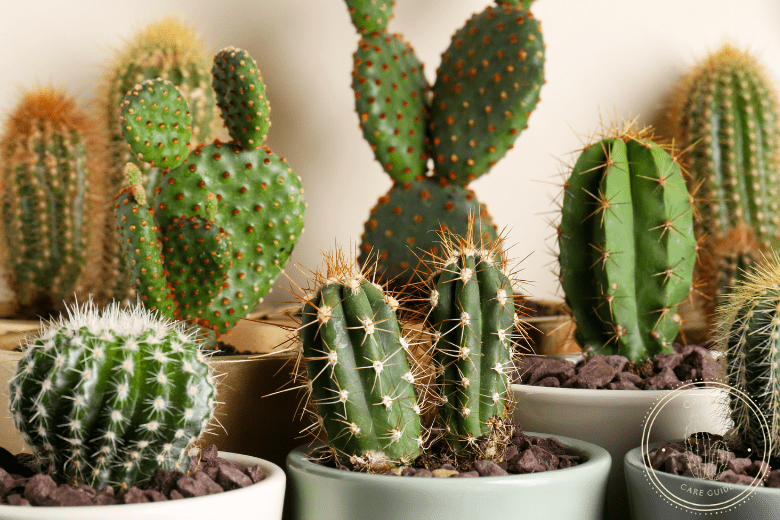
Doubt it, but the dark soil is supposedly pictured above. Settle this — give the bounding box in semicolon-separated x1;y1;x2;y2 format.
646;433;780;488
515;343;724;390
0;444;265;507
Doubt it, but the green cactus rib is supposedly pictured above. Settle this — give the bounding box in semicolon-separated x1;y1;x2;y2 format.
359;179;497;285
212;47;270;150
9;301;216;490
120;78;192;171
559;129;696;362
352;33;429;183
429;3;544;185
300;258;423;468
671;44;780;250
345;0;395;34
715;252;780;458
428;230;517;450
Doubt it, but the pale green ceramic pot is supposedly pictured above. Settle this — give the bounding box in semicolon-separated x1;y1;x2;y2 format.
286;433;610;520
625;442;780;520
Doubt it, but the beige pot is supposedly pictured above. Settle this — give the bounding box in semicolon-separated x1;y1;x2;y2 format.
522;298;581;355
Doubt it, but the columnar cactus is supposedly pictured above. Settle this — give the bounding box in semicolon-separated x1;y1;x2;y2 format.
115;48;305;338
348;0;545;284
714;252;780;458
9;300;217;490
0;88;103;316
558;122;697;362
298;249;426;470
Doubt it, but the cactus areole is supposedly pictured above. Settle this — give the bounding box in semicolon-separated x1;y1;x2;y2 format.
558;125;697;362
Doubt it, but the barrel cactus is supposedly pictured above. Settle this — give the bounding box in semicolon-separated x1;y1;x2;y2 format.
558;122;697;362
0;87;102;317
9;300;217;490
347;0;545;284
115;48;305;339
714;251;780;458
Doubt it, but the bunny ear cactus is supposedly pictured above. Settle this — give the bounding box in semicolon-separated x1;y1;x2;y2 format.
0;88;103;317
9;300;217;490
714;251;780;458
558;121;697;362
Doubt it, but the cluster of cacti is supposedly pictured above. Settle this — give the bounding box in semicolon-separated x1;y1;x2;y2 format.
9;300;216;490
115;47;305;339
102;16;221;303
346;0;545;284
295;223;523;471
0;88;103;317
713;251;780;459
558;121;697;363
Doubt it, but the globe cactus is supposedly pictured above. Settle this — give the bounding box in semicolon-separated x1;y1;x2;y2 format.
9;300;217;490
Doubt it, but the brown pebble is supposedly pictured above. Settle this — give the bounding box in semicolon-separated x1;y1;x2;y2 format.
176;475;207;498
414;468;433;477
144;489;167;502
122;486;149;504
216;465;252;490
194;470;224;495
451;471;479;478
6;493;29;506
245;464;265;483
473;460;509;476
23;473;56;505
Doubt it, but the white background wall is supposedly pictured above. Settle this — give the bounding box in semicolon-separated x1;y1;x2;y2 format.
1;0;779;307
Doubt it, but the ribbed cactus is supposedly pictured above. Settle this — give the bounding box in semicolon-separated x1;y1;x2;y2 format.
714;252;780;458
103;16;220;303
424;223;520;457
558;122;697;362
116;48;305;338
347;0;545;285
0;88;102;317
9;300;216;490
298;249;425;470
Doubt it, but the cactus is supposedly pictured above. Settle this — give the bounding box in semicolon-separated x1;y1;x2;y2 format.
8;300;217;490
116;48;305;338
298;249;426;470
346;0;545;285
714;251;780;458
102;16;220;303
0;87;103;317
558;122;697;362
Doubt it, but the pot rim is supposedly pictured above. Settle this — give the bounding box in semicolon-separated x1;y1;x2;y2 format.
512;383;726;401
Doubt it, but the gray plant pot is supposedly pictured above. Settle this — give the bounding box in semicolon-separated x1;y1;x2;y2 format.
286;433;611;520
625;442;780;519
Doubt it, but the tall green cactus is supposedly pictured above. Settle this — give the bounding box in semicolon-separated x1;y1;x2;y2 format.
558;122;697;362
299;249;425;470
347;0;545;285
0;88;102;317
714;251;780;458
115;48;305;339
9;300;216;490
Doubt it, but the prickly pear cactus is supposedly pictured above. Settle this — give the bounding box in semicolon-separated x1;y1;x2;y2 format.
9;301;217;490
559;122;697;362
714;251;780;458
0;88;102;317
298;249;425;470
345;0;395;34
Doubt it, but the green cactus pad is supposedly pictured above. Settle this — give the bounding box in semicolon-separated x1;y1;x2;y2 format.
359;179;497;285
345;0;395;34
120;78;192;171
9;301;217;489
430;3;544;185
559;127;696;362
212;47;270;150
353;33;430;183
156;141;305;334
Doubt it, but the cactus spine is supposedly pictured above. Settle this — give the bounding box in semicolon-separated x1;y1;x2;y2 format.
0;88;103;316
9;300;216;490
714;252;780;458
558;122;697;362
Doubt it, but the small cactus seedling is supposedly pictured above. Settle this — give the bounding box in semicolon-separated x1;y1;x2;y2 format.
558;121;697;362
9;300;217;490
714;251;780;458
0;87;103;317
116;48;305;339
346;0;545;285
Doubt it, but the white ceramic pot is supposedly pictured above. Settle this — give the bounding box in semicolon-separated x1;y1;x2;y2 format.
512;384;729;520
0;452;285;520
286;433;611;520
